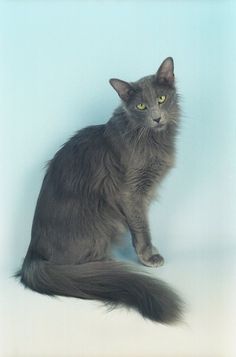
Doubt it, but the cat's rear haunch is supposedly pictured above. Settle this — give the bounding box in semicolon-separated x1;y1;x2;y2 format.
16;57;183;323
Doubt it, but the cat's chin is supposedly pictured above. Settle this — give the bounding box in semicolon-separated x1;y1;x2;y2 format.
153;123;167;132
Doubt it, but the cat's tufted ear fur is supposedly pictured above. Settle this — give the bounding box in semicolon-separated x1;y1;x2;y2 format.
109;78;134;101
155;57;175;86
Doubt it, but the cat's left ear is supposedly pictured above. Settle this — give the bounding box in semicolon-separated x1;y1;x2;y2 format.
155;57;175;86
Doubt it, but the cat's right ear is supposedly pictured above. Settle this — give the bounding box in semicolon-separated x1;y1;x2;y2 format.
109;78;134;101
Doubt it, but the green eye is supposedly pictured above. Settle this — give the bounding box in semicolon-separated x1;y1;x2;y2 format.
136;103;147;110
158;95;166;104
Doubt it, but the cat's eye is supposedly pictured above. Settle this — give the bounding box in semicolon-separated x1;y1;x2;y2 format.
158;95;166;104
136;103;147;110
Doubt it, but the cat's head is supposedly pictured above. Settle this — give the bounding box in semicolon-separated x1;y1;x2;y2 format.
109;57;180;131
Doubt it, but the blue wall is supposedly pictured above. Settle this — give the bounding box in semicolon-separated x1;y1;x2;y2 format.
1;0;236;272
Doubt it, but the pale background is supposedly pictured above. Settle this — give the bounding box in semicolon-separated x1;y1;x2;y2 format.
0;1;236;356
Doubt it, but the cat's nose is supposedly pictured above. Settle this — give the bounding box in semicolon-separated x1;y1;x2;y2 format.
153;117;161;124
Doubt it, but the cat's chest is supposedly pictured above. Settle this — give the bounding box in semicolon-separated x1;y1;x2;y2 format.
126;152;174;194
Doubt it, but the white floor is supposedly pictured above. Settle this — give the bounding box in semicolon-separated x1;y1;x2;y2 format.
1;250;235;357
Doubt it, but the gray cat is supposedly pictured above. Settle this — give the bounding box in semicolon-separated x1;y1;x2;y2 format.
16;57;183;323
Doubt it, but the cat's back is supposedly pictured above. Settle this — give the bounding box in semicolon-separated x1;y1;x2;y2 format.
66;124;106;151
42;124;111;194
50;124;107;166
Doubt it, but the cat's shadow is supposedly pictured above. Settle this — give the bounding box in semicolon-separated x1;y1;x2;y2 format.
112;233;139;264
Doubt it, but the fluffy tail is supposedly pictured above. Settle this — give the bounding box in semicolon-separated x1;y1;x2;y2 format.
16;258;183;324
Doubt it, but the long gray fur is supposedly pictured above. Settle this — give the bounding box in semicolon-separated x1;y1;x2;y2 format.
16;57;183;323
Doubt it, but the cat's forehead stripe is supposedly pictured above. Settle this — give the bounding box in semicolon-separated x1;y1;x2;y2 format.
139;77;156;103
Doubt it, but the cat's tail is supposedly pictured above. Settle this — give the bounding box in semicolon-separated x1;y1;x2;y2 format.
16;258;183;324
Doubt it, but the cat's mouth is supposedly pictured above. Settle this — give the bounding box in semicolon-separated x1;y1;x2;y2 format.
153;121;166;131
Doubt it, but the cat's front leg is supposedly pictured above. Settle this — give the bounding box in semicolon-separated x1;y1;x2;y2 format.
123;199;164;267
132;231;164;268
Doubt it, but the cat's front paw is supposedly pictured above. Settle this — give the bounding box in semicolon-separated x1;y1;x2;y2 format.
138;253;165;268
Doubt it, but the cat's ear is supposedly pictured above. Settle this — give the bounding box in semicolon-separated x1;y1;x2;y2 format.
155;57;175;86
109;78;134;101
